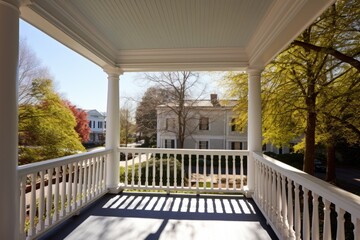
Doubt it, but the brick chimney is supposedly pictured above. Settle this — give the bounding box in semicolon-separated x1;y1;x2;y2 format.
210;94;220;106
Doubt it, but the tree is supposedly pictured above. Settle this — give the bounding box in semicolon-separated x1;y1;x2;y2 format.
18;79;85;165
18;38;51;105
63;100;91;143
144;72;206;148
222;0;360;179
120;106;135;146
135;87;172;145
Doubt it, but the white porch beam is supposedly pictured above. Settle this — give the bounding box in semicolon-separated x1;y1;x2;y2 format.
0;0;20;239
104;66;123;193
247;68;263;194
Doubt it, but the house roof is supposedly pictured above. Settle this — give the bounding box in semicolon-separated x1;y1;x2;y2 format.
20;0;334;72
157;99;238;109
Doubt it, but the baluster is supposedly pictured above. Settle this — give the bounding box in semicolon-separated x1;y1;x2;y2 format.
67;163;73;212
160;154;163;188
294;183;301;240
336;206;345;240
181;154;184;188
78;161;83;207
125;152;128;186
138;152;142;187
167;155;170;188
302;188;310;240
281;174;288;236
103;155;107;190
351;216;359;240
39;170;45;231
263;166;268;214
254;160;258;200
130;152;135;188
287;179;295;239
88;159;92;198
232;155;235;190
19;176;26;239
29;173;37;236
174;154;177;188
73;162;78;208
83;160;88;203
46;168;53;226
210;155;214;190
277;172;282;228
145;152;149;187
225;155;229;190
267;167;272;217
95;157;100;194
323;199;331;240
196;154;199;191
98;157;103;193
61;165;66;217
152;154;156;187
53;167;60;221
240;155;244;189
271;170;276;222
312;193;319;240
91;158;96;197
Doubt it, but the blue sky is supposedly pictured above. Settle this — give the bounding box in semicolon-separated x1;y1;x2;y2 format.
19;20;222;113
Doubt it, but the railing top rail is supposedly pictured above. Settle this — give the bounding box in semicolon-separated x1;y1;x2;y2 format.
18;149;112;177
118;147;249;155
253;151;360;217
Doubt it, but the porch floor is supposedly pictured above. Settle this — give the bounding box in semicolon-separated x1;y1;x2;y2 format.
40;192;277;240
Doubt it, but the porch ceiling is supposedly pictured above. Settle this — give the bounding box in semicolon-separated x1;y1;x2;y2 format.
20;0;334;71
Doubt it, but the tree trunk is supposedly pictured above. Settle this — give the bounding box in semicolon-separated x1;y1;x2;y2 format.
304;110;316;175
326;143;336;182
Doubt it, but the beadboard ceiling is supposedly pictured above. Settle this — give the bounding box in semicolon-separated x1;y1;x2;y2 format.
20;0;334;71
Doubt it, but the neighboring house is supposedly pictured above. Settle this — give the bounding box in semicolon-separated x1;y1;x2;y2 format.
86;109;106;145
157;94;248;150
157;94;294;153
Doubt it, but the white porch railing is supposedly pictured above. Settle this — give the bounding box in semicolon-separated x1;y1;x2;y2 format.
118;147;249;194
253;152;360;240
18;149;110;240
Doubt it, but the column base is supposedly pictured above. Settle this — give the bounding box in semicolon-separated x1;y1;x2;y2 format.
243;186;254;198
107;185;124;194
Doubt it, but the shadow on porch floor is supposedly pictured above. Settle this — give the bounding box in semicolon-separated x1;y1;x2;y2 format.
40;192;278;240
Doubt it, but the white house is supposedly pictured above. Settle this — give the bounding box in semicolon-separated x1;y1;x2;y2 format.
86;109;106;145
157;94;248;150
157;94;295;153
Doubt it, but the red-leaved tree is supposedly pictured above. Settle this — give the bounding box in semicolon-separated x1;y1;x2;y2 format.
63;100;90;142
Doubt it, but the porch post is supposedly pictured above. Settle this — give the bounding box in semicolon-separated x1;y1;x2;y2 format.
0;1;20;239
104;66;123;193
247;68;263;194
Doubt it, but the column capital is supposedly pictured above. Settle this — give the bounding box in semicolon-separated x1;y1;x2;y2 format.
247;67;263;77
103;65;123;79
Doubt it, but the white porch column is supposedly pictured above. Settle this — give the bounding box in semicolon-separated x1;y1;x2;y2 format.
247;68;263;194
0;1;20;239
104;66;123;193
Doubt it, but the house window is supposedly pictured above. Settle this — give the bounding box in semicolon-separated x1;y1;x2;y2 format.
93;121;96;128
165;139;175;148
231;141;243;150
166;118;175;131
199;117;209;130
289;143;295;153
89;121;92;128
98;121;103;128
199;141;209;149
